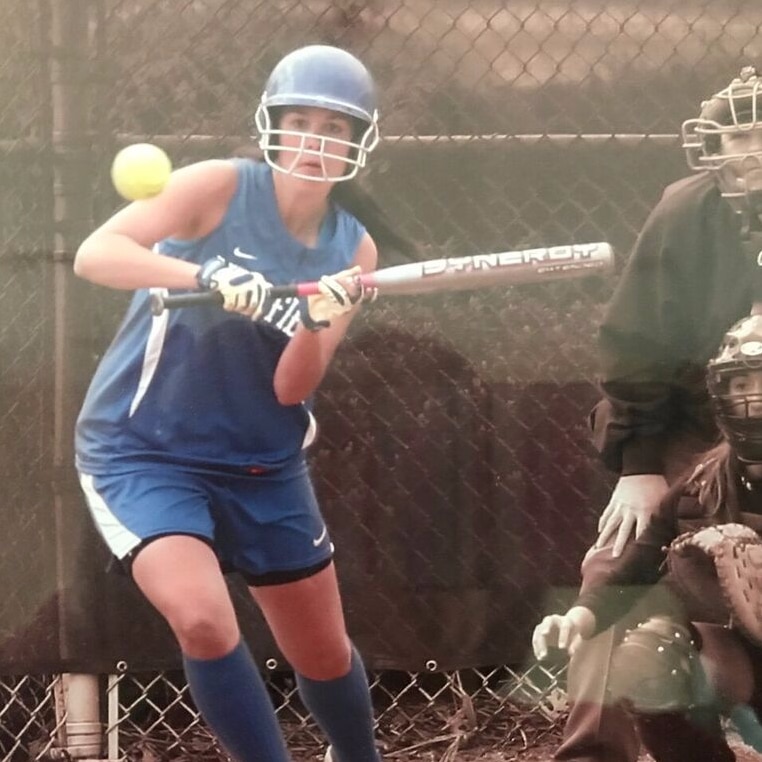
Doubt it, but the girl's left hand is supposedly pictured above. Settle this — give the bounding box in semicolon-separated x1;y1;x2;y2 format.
302;265;366;330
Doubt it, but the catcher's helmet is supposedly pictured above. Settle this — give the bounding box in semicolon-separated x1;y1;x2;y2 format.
254;45;379;182
707;313;762;462
682;66;762;216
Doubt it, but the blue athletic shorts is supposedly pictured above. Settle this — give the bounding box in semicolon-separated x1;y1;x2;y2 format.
78;459;334;585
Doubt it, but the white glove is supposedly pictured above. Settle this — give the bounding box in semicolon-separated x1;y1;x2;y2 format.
532;606;596;661
595;473;670;557
302;265;366;331
196;256;271;319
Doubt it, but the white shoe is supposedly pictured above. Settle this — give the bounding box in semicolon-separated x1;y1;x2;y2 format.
324;747;382;761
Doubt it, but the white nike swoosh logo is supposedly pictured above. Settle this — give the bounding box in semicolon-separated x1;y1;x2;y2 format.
312;526;328;547
233;246;257;260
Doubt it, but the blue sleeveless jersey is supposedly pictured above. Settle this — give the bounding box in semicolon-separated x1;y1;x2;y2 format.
76;160;365;474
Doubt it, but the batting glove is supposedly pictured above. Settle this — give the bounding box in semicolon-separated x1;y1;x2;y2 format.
196;256;271;319
301;265;367;331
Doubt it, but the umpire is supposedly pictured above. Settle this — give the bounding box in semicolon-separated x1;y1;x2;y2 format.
555;66;762;762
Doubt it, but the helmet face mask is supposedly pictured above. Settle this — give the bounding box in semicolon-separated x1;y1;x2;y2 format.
708;314;762;463
254;45;380;182
682;66;762;218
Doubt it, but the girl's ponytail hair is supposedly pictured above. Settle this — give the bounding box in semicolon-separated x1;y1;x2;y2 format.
330;180;418;264
691;441;743;522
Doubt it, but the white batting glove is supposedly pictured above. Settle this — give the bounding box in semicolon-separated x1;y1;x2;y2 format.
196;256;271;319
532;606;596;661
302;265;365;331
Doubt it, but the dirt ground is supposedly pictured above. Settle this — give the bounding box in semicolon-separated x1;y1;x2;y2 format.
331;739;762;761
382;741;762;761
122;709;762;761
127;733;762;761
290;739;762;762
288;724;762;762
437;742;762;761
288;722;762;762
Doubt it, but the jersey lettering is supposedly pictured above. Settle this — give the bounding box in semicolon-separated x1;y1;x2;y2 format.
263;297;302;337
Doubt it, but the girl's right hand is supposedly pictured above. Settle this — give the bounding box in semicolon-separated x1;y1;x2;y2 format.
532;606;596;661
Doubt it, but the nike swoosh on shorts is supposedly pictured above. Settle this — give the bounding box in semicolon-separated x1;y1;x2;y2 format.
313;526;328;547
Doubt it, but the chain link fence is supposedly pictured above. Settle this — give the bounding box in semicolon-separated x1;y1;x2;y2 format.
2;0;762;758
0;664;565;760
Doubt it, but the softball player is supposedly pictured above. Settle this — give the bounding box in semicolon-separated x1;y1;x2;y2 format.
559;67;762;762
535;312;762;762
74;45;404;762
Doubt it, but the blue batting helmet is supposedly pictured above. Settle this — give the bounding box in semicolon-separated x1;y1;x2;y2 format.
254;45;380;182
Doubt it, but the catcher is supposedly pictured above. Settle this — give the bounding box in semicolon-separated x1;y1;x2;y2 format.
534;312;762;762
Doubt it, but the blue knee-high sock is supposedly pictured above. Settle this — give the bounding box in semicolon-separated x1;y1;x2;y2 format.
183;640;289;762
296;645;380;762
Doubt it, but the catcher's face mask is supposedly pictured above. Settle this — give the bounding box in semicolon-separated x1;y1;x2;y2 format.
682;66;762;221
708;314;762;462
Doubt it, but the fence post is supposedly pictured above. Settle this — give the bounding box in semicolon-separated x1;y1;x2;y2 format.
54;674;103;758
46;0;103;758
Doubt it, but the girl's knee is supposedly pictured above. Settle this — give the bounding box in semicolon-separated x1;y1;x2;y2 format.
292;639;353;680
168;606;240;658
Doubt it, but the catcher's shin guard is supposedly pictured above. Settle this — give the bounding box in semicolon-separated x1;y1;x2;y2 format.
608;615;702;712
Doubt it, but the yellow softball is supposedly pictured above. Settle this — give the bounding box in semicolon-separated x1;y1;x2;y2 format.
110;143;172;201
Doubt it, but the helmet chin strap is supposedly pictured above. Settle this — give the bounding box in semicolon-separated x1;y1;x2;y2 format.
725;191;762;300
719;155;762;238
734;438;762;472
736;191;762;241
735;205;761;242
741;461;762;486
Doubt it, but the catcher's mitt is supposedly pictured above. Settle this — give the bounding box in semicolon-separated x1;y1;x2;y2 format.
666;523;762;645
